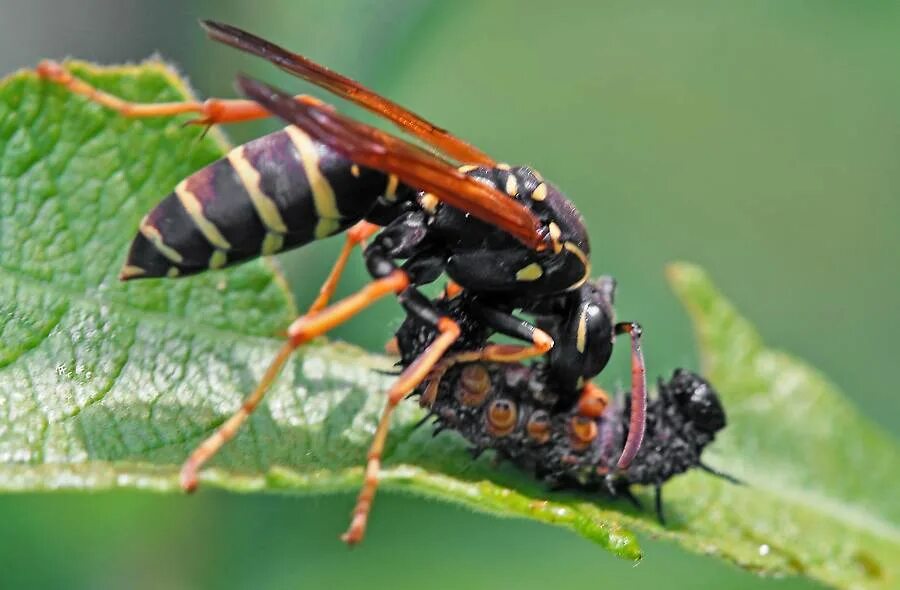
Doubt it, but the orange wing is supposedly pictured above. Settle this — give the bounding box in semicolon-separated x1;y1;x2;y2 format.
202;20;494;166
236;74;545;251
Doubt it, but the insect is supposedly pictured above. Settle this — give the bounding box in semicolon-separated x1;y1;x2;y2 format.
394;287;738;522
415;358;735;523
35;20;648;544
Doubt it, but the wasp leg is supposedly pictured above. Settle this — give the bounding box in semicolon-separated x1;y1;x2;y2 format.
431;302;554;367
419;305;555;407
307;221;381;314
383;280;462;353
613;321;646;471
443;280;464;299
342;316;460;545
420;312;554;408
36;59;324;126
179;270;410;492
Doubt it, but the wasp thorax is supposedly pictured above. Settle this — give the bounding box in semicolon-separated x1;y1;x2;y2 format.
457;364;491;407
568;415;598;451
526;410;552;444
486;399;518;437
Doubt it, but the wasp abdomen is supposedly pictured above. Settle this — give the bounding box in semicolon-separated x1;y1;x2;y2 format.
121;127;394;280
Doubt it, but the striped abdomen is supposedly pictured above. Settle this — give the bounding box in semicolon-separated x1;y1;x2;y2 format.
121;126;399;279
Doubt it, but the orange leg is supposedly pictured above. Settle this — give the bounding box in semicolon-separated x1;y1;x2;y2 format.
443;280;464;299
179;270;409;492
383;280;463;355
307;221;380;314
420;328;554;407
342;317;460;545
36;59;325;126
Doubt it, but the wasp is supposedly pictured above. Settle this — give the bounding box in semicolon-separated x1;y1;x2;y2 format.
36;21;649;544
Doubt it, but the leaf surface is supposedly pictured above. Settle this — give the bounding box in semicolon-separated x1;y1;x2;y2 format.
1;63;897;587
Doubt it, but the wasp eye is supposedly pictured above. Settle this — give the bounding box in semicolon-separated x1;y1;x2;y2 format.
458;364;491;407
486;399;518;436
526;410;551;444
569;415;598;451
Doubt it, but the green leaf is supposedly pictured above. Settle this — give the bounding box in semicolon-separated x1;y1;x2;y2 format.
1;62;897;589
665;262;900;589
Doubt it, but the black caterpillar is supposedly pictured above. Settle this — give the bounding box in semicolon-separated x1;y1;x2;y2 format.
395;293;737;522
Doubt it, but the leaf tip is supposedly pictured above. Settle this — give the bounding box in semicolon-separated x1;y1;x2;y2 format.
665;261;707;297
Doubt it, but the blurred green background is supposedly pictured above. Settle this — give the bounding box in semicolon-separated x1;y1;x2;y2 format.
1;0;897;588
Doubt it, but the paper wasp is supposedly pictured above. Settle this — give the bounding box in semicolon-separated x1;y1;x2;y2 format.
36;20;649;544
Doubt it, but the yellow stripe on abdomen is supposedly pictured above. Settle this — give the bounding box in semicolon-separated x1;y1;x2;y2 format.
175;180;233;251
284;126;342;239
139;220;184;264
227;145;289;234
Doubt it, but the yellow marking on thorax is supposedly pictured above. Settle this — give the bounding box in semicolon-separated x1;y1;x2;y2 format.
531;182;548;201
516;262;544;281
227;146;288;234
139;221;184;264
119;265;146;279
505;174;518;196
496;162;512;171
284;126;341;238
351;164;361;178
385;174;399;201
457;164;479;173
175;181;232;250
261;232;284;255
576;306;588;353
209;249;228;269
548;222;563;253
563;242;591;289
420;193;440;214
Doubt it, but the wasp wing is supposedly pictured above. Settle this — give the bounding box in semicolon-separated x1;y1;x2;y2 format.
202;20;494;166
236;74;545;251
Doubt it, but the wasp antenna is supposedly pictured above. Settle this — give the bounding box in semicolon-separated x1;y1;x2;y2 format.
614;322;647;471
699;462;744;485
